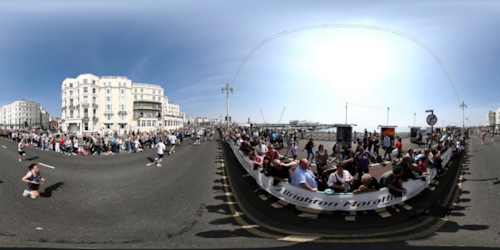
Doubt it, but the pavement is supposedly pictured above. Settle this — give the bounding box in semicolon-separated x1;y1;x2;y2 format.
221;136;465;241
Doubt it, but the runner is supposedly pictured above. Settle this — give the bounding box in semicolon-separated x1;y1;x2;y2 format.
21;163;45;199
18;138;26;162
155;138;166;167
168;132;177;155
481;130;486;145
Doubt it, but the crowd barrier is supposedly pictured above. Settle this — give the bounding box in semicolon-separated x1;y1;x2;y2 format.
227;137;454;211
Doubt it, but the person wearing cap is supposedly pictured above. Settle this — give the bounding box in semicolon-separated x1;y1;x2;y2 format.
379;166;407;197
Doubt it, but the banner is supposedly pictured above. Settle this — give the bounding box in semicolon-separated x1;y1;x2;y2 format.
228;139;453;211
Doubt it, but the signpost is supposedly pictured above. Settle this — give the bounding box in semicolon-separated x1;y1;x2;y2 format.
426;110;437;142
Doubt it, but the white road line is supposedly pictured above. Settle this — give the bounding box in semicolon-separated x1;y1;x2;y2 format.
38;163;55;169
2;145;6;148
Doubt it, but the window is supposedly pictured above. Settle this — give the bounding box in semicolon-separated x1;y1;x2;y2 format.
141;95;143;100
120;105;125;111
70;110;74;118
106;114;112;121
83;96;88;103
70;83;73;87
134;95;137;100
93;109;97;115
134;88;137;93
141;88;143;93
147;120;151;127
83;87;88;93
92;88;96;94
153;90;155;94
120;89;125;94
69;99;74;106
106;96;111;102
106;89;111;94
84;108;88;117
83;79;88;84
141;120;146;127
84;122;88;130
120;114;125;121
69;90;73;96
120;96;125;103
106;104;112;111
93;97;96;103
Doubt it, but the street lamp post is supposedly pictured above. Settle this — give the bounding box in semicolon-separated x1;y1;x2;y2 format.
221;83;233;130
460;101;467;131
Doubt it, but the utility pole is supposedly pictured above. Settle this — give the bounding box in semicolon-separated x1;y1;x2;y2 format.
221;83;233;130
460;101;467;131
387;107;389;126
345;102;348;124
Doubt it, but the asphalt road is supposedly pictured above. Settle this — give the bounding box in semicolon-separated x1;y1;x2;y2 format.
0;132;497;249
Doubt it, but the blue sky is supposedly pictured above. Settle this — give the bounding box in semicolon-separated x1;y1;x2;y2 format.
1;0;499;132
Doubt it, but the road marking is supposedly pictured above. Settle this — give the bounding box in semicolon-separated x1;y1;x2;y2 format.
279;235;320;242
2;145;6;148
146;161;158;166
38;163;55;169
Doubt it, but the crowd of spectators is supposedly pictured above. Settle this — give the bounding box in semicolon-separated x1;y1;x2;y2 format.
0;126;215;156
223;125;467;195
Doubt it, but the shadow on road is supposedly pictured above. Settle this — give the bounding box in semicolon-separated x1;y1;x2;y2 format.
41;181;64;198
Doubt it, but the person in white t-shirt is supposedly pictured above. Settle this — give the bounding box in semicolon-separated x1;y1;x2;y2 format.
18;139;26;162
156;139;166;167
254;139;268;157
168;133;177;155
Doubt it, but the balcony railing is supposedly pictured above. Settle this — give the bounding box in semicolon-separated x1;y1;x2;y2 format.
82;103;89;108
133;105;161;110
83;116;89;122
93;116;98;121
92;104;98;109
69;105;75;109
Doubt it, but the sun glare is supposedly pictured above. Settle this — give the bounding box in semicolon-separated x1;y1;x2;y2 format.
312;33;391;95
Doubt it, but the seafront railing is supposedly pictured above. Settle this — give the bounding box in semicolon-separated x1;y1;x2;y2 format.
226;136;453;211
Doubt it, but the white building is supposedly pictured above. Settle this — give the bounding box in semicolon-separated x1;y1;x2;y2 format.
495;108;500;130
60;74;185;134
132;83;163;133
0;99;49;130
162;96;184;131
487;111;496;128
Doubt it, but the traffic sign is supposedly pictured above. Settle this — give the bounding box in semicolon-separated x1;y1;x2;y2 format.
426;114;437;126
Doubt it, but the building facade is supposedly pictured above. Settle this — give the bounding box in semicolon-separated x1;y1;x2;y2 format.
487;111;496;127
162;96;184;131
60;74;184;134
0;99;49;130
